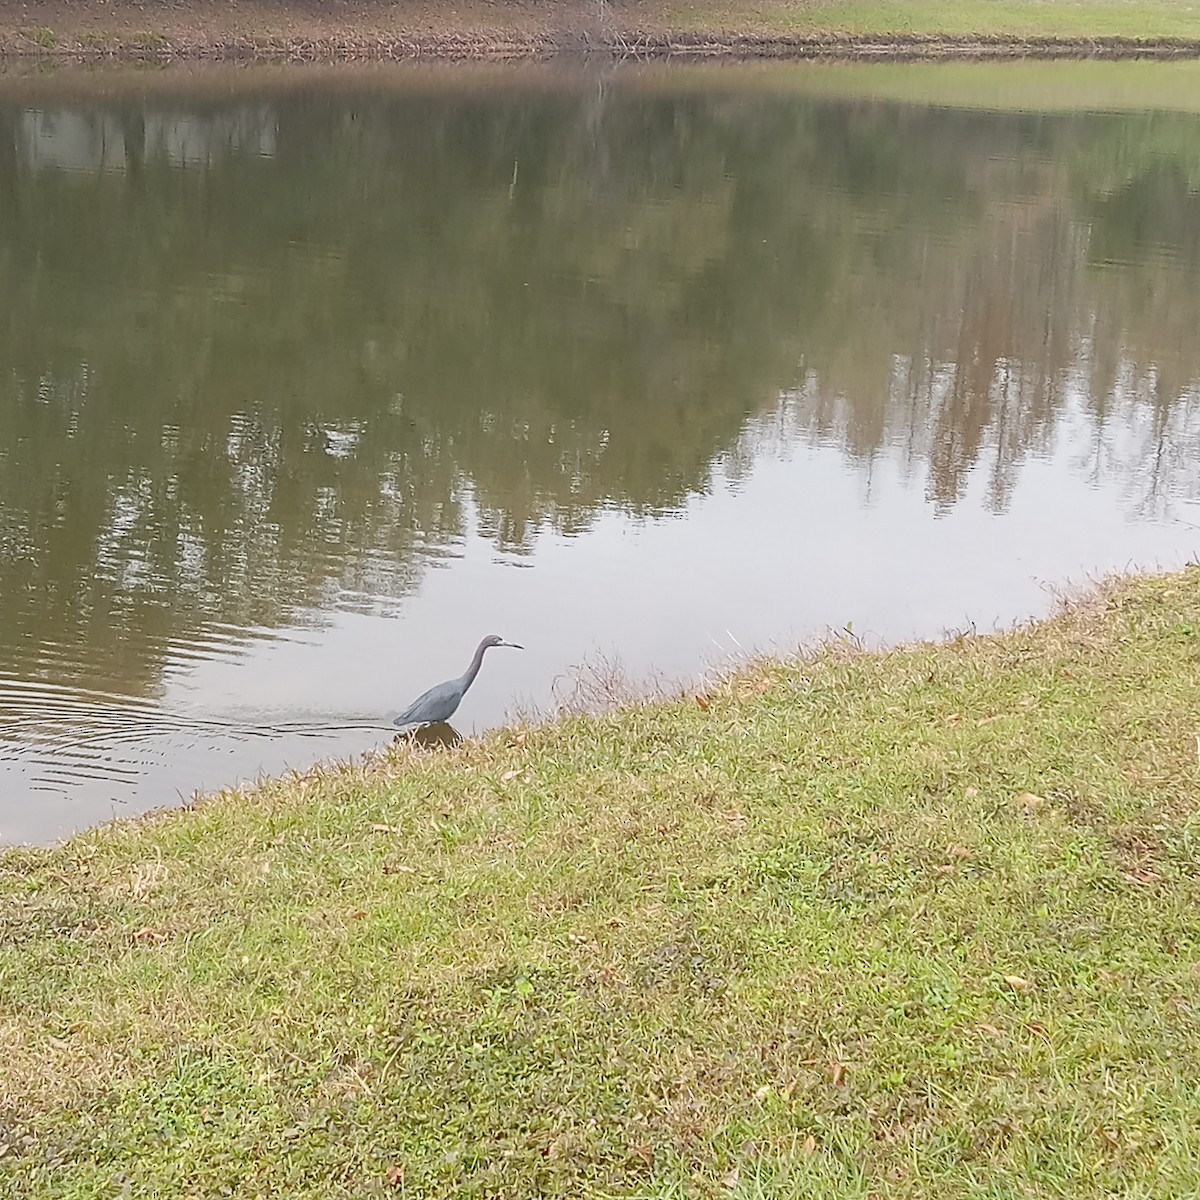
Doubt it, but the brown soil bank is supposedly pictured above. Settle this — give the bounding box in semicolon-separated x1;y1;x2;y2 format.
1;0;1199;62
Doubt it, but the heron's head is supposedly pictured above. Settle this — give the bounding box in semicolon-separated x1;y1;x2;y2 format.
483;634;523;651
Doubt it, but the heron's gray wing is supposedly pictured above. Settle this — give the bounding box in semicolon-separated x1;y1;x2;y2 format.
393;678;462;727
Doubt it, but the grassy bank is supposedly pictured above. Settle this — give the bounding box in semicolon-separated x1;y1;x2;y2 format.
1;0;1199;60
3;569;1200;1197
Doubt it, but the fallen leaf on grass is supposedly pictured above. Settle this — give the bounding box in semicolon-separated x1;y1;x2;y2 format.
385;1164;403;1186
130;927;166;944
722;1167;740;1190
718;810;746;827
349;909;368;920
1003;974;1032;991
976;1023;1004;1038
1121;868;1159;886
831;1061;848;1087
501;769;520;782
371;823;402;834
946;844;973;860
382;863;416;875
1014;792;1045;809
695;694;710;711
802;1135;817;1155
631;1143;654;1167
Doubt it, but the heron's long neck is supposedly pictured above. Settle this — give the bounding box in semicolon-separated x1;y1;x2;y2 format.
459;642;489;690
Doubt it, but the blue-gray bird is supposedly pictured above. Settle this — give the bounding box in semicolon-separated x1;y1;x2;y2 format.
393;634;523;729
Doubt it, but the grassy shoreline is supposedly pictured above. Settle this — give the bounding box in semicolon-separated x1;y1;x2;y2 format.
3;567;1200;1196
0;0;1199;62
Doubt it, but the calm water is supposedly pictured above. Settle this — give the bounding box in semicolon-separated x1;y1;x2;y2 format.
2;61;1199;844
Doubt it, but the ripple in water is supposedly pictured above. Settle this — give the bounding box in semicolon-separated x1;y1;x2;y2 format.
0;657;396;844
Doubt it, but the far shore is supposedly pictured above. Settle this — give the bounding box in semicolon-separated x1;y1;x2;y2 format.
1;0;1199;63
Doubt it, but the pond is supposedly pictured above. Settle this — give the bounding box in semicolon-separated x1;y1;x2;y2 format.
2;59;1199;845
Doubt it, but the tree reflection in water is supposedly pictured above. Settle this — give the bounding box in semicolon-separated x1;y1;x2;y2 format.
0;67;1198;707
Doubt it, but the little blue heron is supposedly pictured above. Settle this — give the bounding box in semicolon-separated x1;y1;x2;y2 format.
393;634;523;729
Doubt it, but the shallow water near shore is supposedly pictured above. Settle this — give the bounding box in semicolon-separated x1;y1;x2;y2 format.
1;59;1199;844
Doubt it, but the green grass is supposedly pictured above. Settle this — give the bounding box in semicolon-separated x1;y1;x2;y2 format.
646;0;1200;39
4;568;1200;1197
18;26;57;49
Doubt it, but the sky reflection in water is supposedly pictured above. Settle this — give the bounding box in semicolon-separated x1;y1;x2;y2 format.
1;62;1199;842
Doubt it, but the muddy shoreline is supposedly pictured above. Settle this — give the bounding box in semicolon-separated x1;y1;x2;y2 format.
2;29;1200;64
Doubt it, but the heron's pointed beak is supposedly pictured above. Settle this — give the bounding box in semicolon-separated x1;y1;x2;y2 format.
501;641;524;650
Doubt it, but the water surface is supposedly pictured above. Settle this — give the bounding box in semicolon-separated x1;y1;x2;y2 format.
2;61;1199;844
